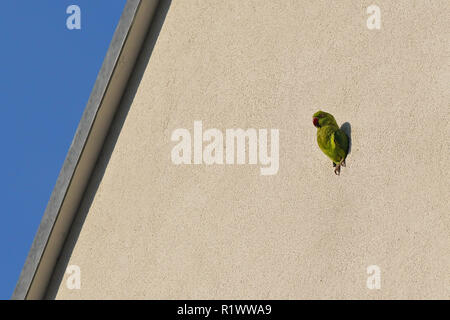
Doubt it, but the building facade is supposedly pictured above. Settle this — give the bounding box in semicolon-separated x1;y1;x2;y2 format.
14;0;450;299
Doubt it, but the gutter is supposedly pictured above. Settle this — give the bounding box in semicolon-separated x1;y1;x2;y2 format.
12;0;161;300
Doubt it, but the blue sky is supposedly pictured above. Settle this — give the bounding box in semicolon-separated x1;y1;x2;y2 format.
0;0;127;299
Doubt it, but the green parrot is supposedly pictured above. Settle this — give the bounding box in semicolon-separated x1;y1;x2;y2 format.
313;110;349;175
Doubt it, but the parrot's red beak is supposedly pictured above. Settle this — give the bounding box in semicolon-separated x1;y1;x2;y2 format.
313;117;320;128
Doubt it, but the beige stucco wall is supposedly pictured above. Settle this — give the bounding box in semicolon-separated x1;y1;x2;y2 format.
47;0;449;299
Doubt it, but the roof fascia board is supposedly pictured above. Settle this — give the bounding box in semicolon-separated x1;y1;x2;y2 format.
12;0;160;300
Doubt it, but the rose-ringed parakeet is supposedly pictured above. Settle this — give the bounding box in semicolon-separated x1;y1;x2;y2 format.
313;111;349;175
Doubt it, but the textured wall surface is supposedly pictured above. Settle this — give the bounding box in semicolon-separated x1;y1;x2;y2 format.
48;0;449;299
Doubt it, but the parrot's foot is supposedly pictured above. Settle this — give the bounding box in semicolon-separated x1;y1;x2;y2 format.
334;159;346;175
333;162;336;167
334;165;341;175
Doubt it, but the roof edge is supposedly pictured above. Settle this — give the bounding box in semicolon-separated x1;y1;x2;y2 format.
12;0;161;300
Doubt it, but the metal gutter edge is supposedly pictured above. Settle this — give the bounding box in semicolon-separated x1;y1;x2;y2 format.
12;0;161;300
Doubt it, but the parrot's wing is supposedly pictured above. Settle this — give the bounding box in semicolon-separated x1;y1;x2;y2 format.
333;129;349;157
